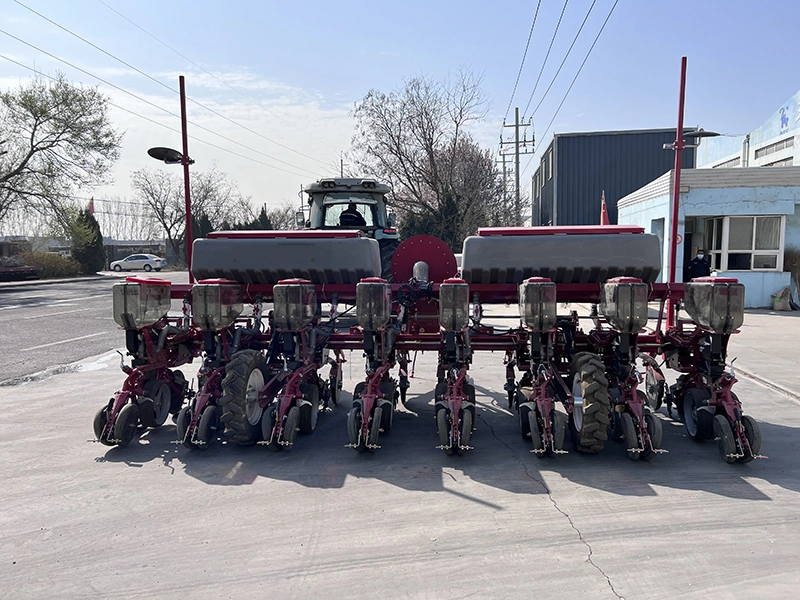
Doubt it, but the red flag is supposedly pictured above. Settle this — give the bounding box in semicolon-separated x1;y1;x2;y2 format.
87;197;95;215
600;190;610;225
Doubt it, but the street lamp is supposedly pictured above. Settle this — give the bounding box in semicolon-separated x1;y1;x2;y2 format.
665;57;719;328
147;75;195;283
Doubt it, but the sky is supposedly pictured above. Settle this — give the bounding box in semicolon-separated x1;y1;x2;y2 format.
1;0;799;218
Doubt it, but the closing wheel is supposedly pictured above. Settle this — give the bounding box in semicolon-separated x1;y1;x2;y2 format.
93;406;114;446
379;381;396;432
737;415;762;464
369;407;382;449
282;405;300;447
220;350;268;446
176;406;195;449
683;388;713;441
552;410;567;453
519;400;533;440
113;403;140;448
528;409;545;455
568;352;610;453
713;414;737;464
329;367;342;407
196;405;220;449
459;409;473;450
640;412;663;461
139;380;171;428
620;412;639;460
436;408;453;455
299;383;320;434
347;407;366;453
169;370;187;414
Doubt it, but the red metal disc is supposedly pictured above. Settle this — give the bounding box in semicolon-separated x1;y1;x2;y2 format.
391;235;458;283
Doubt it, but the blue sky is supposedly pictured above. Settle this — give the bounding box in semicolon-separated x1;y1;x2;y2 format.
1;0;798;214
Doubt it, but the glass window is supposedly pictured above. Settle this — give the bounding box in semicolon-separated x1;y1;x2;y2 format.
323;203;374;227
728;217;754;250
755;216;780;250
702;215;783;271
753;255;778;269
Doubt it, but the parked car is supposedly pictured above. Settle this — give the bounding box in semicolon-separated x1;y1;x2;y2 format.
110;254;167;272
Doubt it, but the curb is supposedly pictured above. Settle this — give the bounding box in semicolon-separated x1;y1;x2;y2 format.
0;275;107;289
734;365;800;405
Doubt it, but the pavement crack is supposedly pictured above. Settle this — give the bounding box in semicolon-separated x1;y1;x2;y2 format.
477;414;625;600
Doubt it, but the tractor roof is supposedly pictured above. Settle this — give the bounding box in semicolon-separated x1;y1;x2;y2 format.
304;178;392;195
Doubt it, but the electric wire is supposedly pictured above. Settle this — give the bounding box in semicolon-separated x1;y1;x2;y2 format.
94;0;341;155
0;53;315;179
522;0;570;118
502;0;543;125
522;0;620;179
13;0;331;168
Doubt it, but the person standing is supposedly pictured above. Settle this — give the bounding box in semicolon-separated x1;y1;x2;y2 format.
688;248;711;279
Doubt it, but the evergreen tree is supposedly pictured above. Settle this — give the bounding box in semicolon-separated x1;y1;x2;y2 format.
71;209;105;273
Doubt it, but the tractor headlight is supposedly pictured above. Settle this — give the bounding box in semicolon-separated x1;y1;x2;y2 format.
356;277;391;330
684;277;744;333
191;280;243;331
438;278;470;331
518;277;557;332
112;277;171;329
601;277;649;333
273;278;317;331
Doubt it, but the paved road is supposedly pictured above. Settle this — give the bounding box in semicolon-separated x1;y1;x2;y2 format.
0;272;188;385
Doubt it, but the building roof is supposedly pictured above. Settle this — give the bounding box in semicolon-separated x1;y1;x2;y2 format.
618;166;800;209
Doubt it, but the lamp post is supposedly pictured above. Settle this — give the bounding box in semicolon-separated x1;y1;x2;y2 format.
665;57;719;328
148;75;195;283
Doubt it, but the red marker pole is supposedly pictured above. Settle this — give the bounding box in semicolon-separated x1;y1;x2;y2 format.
667;57;687;330
179;75;194;284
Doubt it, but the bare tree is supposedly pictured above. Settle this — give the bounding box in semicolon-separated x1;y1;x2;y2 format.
93;196;159;241
0;73;122;228
266;201;297;230
131;166;251;263
350;70;511;248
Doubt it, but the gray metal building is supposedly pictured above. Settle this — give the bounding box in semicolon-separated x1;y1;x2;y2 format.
531;128;697;226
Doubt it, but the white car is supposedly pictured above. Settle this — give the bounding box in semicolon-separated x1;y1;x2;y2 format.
110;254;167;272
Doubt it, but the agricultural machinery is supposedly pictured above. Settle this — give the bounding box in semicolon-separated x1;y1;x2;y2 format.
95;178;761;465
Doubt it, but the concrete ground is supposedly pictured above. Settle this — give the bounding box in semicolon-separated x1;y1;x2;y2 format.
0;307;799;599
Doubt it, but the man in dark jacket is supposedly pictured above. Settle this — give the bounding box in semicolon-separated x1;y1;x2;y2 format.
688;249;711;279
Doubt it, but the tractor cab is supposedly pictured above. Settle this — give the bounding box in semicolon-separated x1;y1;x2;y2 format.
299;178;400;279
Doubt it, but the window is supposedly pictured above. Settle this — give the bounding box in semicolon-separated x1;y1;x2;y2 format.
764;156;794;167
754;136;794;159
547;151;553;180
712;157;740;169
704;215;783;271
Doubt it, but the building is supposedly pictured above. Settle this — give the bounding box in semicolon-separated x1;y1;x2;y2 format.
697;89;800;170
617;167;800;307
531;128;697;226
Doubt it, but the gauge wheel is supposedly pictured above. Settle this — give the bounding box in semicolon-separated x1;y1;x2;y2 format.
113;403;140;448
195;405;220;449
93;405;115;446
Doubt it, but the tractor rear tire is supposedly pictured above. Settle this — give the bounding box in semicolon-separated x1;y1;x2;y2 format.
298;383;320;434
220;350;268;446
139;380;171;428
114;403;139;448
568;352;610;454
380;238;400;281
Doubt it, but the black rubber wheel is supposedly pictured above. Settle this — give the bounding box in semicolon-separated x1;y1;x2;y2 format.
528;408;545;455
219;350;268;445
683;388;713;441
620;412;640;461
353;381;366;402
552;410;567;453
176;406;195;449
329;367;341;407
640;412;663;461
93;406;115;446
436;408;453;455
737;415;762;464
568;352;610;453
143;264;152;272
519;401;533;439
460;409;473;451
369;407;382;449
506;379;515;410
114;403;140;448
169;370;187;414
196;405;220;449
282;405;300;448
713;414;737;464
399;373;408;406
380;238;400;281
113;265;122;272
347;406;366;453
298;383;320;434
379;380;395;432
139;380;171;428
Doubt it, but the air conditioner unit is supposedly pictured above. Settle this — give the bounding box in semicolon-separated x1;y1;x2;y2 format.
684;217;696;234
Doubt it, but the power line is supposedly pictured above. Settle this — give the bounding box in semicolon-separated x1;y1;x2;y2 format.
502;0;543;125
523;0;570;118
522;0;620;178
94;0;341;156
0;53;316;179
12;0;330;169
529;0;598;119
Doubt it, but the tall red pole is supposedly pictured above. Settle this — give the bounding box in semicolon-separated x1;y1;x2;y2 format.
666;56;687;329
179;75;194;284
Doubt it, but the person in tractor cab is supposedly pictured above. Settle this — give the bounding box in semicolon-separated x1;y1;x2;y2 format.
339;202;366;227
688;248;711;280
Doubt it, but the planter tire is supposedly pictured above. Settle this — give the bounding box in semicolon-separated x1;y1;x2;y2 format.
219;350;268;446
568;352;610;453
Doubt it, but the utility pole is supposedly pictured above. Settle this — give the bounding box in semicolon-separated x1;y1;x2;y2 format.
496;150;510;213
501;107;534;225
